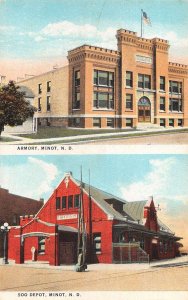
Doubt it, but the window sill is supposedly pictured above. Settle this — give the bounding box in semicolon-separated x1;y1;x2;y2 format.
95;252;102;255
159;110;166;113
137;88;155;93
72;109;81;111
38;252;45;255
125;86;133;89
93;108;115;111
94;84;113;88
125;109;133;112
159;90;166;93
169;92;181;96
168;111;183;114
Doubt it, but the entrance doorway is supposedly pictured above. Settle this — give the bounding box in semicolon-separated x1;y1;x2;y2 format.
138;97;151;123
59;242;76;265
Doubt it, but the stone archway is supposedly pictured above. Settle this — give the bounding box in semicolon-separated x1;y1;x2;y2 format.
138;97;151;123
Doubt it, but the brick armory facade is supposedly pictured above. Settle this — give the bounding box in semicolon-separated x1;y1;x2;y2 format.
8;173;182;265
68;29;188;128
17;28;188;130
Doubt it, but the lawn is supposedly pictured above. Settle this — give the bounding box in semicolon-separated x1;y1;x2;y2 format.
18;127;135;139
0;136;20;142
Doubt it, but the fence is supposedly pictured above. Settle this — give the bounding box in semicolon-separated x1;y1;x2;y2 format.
112;242;149;264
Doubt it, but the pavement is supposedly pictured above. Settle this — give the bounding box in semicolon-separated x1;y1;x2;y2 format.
0;256;188;292
0;255;187;271
1;127;188;145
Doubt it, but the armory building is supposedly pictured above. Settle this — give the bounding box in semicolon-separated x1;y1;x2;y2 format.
17;27;188;130
8;172;182;265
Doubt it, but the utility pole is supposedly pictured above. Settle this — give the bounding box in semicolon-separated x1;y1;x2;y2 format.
75;167;87;272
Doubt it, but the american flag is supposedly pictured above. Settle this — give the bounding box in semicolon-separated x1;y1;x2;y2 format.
142;11;152;26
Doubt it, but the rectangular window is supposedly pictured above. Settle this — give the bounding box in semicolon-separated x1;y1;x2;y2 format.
94;70;98;85
38;98;41;111
126;118;133;127
107;118;114;128
47;96;51;111
178;119;183;126
98;71;108;86
179;99;182;112
169;81;182;93
138;74;144;89
126;71;133;87
93;118;101;128
98;93;108;108
73;92;80;109
126;94;133;110
144;75;151;89
72;117;81;127
109;72;114;87
62;196;66;209
160;76;165;91
138;74;151;89
68;195;73;208
74;194;80;208
160;97;165;111
93;233;101;254
93;92;114;109
169;119;174;127
109;93;114;109
47;81;51;92
38;237;45;254
56;197;60;210
160;118;165;127
38;83;42;94
93;70;114;87
93;92;98;108
75;71;80;86
169;98;182;112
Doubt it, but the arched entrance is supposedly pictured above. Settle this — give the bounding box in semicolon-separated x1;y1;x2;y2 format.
138;97;151;123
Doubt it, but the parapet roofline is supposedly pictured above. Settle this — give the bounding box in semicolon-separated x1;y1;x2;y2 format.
117;28;169;44
169;61;188;68
68;44;120;55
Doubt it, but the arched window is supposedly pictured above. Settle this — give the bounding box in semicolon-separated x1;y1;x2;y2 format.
138;97;150;106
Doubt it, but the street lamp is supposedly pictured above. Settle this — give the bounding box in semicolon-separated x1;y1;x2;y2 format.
1;222;11;264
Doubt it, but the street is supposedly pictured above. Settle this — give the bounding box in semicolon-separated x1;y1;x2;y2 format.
83;132;188;145
0;262;188;291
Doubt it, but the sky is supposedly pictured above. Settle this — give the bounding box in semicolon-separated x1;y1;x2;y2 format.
0;0;188;80
0;154;188;250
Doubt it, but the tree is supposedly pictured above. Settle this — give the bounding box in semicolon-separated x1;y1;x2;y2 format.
0;81;36;136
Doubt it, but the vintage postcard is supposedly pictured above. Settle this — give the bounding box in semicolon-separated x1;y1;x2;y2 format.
0;0;188;299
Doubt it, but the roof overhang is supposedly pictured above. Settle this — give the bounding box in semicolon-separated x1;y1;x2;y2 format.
58;225;78;233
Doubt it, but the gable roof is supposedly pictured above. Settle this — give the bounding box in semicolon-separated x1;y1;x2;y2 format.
78;181;133;221
123;200;147;222
37;173;174;235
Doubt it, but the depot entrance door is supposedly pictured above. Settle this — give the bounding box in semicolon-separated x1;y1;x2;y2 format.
138;97;151;123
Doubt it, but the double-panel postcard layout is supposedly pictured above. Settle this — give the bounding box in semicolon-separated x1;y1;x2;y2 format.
0;1;188;300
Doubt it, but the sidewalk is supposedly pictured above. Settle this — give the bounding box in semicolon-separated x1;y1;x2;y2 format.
1;127;188;145
1;255;187;271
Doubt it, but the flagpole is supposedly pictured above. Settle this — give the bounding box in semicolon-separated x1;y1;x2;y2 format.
141;9;143;37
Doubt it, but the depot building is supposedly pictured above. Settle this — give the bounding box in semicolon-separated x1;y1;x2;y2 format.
8;172;182;265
